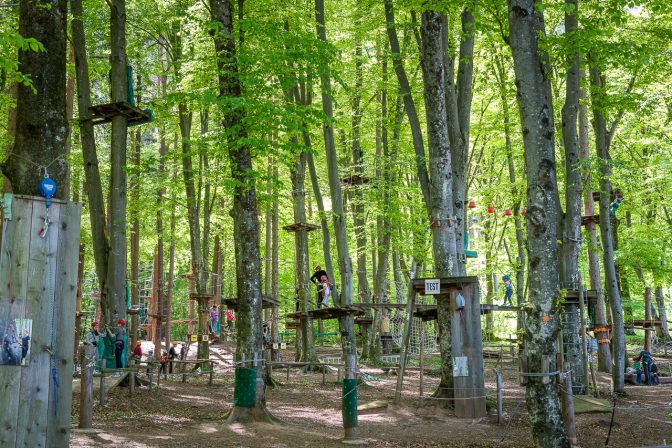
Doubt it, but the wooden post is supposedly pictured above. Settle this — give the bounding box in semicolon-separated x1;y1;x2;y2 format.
419;326;424;407
99;373;106;405
578;277;590;393
148;364;153;391
79;347;93;429
494;369;503;424
209;362;214;386
394;286;416;403
322;366;326;385
129;370;135;396
286;364;290;382
560;372;577;446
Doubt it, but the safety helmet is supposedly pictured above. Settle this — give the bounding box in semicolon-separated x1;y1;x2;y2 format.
118;319;126;326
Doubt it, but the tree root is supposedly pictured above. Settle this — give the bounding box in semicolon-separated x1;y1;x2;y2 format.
225;405;283;425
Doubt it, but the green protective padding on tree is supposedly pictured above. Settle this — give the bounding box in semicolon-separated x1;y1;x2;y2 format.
233;368;257;408
342;378;358;429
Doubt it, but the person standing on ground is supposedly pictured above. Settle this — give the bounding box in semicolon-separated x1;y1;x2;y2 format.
168;341;178;373
132;340;143;364
225;309;236;331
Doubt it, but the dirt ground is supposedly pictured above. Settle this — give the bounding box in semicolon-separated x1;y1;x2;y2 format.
70;341;672;448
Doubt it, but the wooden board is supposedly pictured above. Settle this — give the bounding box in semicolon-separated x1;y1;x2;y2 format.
411;276;479;295
47;201;82;446
0;198;32;447
282;222;320;232
223;295;280;310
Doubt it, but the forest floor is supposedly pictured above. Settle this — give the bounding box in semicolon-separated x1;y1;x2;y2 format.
70;340;672;448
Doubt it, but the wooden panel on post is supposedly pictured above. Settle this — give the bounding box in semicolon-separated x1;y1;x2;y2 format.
15;198;60;447
47;201;82;446
0;197;33;447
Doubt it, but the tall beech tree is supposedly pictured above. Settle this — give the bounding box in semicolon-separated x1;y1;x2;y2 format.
508;0;568;446
210;0;270;421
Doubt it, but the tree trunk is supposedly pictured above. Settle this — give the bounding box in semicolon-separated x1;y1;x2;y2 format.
420;10;459;403
315;0;358;439
654;286;669;340
71;0;110;322
3;0;68;196
508;1;568;446
443;9;475;276
494;53;526;331
559;0;584;394
107;0;130;323
130;129;141;348
383;0;430;212
210;0;270;421
589;62;625;394
578;71;611;373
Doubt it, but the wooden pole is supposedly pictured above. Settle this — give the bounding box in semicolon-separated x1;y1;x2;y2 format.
129;370;135;396
419;326;424;407
560;372;577;446
578;276;590;393
495;369;503;424
99;373;105;406
79;347;93;429
395;286;416;403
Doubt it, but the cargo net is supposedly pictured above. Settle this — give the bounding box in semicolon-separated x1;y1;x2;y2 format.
390;296;439;356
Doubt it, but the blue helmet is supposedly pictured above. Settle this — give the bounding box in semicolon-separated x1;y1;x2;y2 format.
502;275;510;280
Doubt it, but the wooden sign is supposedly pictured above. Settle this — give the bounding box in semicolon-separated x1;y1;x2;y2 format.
425;279;441;295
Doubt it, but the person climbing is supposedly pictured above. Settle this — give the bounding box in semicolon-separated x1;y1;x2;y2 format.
107;319;127;373
145;349;154;375
453;286;465;312
132;340;143;364
209;303;220;335
310;265;328;306
168;341;178;374
225;309;236;332
21;328;30;365
318;275;331;308
502;275;514;306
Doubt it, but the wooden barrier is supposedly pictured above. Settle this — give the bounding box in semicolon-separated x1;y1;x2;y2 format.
0;196;82;448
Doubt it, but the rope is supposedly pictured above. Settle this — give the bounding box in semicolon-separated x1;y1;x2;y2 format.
47;209;58;416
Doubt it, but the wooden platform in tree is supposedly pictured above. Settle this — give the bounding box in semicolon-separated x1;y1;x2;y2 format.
89;101;151;125
340;174;370;186
480;304;522;314
282;222;320;232
415;303;522;320
285;305;366;320
412;276;479;295
223;295;280;310
349;302;408;310
189;293;215;301
563;289;598;305
354;316;373;325
285;320;300;329
581;215;600;226
632;319;663;329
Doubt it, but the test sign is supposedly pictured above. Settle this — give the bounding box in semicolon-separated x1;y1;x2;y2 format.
425;279;441;295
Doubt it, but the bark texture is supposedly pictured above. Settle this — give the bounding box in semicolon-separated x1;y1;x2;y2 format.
210;0;268;419
590;62;625;394
508;1;569;446
4;0;68;196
